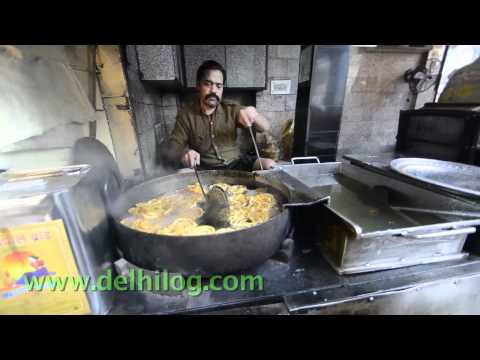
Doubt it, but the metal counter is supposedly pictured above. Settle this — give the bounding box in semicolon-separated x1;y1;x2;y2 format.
109;158;480;315
110;233;480;314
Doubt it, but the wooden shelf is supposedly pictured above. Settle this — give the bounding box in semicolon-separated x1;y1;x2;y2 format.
360;46;433;54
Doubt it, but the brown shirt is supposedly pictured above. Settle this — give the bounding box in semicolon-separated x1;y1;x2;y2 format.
167;99;243;168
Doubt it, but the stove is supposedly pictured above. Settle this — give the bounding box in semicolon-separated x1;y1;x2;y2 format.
108;217;331;315
113;234;295;297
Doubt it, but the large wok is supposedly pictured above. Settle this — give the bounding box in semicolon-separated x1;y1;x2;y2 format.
110;169;325;276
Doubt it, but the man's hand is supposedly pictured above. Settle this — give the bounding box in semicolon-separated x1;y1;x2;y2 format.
238;106;270;132
238;106;258;128
182;149;201;168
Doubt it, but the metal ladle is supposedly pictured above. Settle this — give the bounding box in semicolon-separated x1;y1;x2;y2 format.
194;123;263;227
193;164;207;201
193;164;231;228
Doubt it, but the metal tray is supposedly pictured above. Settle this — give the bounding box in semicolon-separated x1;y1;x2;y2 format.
390;158;480;199
267;159;480;274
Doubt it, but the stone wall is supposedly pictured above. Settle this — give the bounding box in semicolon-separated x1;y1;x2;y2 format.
124;45;179;178
125;45;302;175
336;48;423;159
256;45;300;159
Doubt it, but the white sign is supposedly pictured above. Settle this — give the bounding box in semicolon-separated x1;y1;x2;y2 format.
270;80;291;95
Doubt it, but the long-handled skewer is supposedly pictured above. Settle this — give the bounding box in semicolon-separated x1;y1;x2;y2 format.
248;126;263;171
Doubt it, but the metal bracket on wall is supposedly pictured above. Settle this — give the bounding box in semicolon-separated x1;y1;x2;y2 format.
115;102;130;111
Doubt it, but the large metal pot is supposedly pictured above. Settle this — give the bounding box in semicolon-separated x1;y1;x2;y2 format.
110;169;323;276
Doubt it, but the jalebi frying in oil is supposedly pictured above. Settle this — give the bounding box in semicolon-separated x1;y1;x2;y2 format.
121;182;279;236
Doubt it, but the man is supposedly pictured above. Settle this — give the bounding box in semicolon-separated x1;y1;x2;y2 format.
165;60;275;171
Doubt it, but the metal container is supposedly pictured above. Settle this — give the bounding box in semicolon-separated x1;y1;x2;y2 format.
273;159;480;274
390;158;480;199
110;169;327;276
0;165;117;314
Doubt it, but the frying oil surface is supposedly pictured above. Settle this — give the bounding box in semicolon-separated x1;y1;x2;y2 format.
121;183;280;236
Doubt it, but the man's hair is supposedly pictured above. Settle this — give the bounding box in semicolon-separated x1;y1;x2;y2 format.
196;60;226;85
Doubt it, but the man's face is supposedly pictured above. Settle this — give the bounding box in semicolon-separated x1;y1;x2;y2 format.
198;70;224;109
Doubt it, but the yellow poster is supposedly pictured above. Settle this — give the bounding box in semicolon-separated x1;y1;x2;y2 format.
0;219;91;315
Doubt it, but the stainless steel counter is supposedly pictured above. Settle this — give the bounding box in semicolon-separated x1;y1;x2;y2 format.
109;223;480;315
109;158;480;315
110;254;480;315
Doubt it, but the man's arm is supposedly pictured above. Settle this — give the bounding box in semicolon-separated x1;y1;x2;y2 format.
238;106;271;133
161;113;189;166
164;114;202;168
251;111;270;133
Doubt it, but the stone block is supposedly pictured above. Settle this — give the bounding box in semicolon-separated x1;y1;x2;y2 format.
256;94;286;112
380;53;423;76
226;45;266;88
277;45;300;59
287;59;300;79
371;107;400;125
268;58;288;78
337;119;374;152
138;130;157;177
162;94;178;107
162;108;178;134
131;102;156;134
361;93;390;113
355;53;385;78
268;45;278;58
127;79;163;106
350;76;380;93
343;91;367;111
377;71;411;96
124;50;164;105
136;45;178;81
285;94;298;111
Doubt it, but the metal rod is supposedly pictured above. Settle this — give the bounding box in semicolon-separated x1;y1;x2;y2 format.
193;165;208;201
392;206;480;219
248;126;263;171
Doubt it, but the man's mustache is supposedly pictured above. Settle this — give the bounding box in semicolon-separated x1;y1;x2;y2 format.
205;93;220;102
